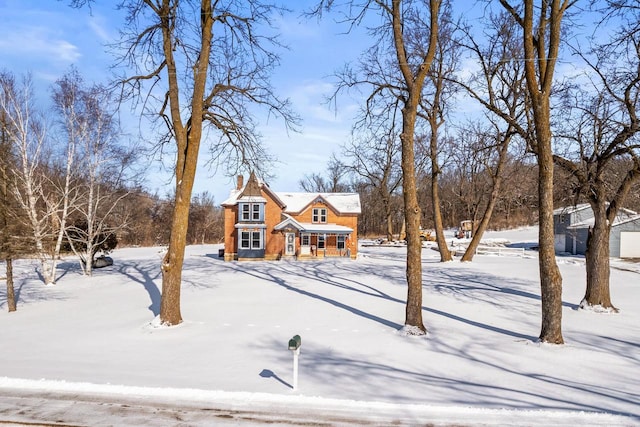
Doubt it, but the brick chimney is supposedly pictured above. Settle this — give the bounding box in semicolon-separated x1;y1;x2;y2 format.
236;175;244;190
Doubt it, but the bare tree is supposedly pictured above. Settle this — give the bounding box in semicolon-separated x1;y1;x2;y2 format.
52;71;133;276
313;0;441;334
0;72;67;286
448;122;522;261
48;70;85;274
299;155;351;193
188;191;223;244
552;14;640;311
417;2;460;262
342;128;403;242
499;0;575;344
0;99;19;311
76;0;298;325
299;173;331;193
453;10;529;261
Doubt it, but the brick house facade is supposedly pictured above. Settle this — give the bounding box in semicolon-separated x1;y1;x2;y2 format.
222;172;361;261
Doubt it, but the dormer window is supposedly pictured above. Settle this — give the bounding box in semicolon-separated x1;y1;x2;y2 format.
240;202;264;222
312;208;327;223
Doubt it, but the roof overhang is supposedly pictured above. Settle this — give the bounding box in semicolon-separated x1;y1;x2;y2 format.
274;216;353;234
300;223;354;234
274;216;304;231
235;223;267;229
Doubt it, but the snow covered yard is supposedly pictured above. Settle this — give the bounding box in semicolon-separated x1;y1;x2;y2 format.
0;227;638;426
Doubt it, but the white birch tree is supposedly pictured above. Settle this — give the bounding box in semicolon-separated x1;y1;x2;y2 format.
0;72;65;285
53;70;134;276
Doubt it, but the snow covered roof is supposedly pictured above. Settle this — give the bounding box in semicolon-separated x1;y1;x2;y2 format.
300;223;354;233
554;203;638;217
568;213;640;229
553;204;590;215
276;192;361;215
222;183;361;215
274;214;353;234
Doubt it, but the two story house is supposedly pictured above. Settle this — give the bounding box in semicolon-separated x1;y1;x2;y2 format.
222;172;361;261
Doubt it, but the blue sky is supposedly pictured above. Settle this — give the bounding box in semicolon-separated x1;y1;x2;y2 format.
0;1;601;205
0;0;374;204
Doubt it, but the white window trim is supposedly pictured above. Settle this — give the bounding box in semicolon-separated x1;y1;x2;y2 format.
312;208;327;223
301;233;310;246
239;202;264;222
239;229;263;250
241;204;251;221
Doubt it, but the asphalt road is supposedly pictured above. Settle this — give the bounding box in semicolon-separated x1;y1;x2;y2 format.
0;388;455;427
2;387;635;427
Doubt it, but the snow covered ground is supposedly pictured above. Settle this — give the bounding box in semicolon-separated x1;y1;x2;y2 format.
0;227;638;426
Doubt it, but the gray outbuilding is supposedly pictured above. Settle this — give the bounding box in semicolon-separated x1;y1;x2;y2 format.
553;204;640;258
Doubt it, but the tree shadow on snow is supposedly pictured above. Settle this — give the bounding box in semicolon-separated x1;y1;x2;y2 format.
226;261;403;330
259;338;639;418
0;270;70;309
425;267;580;311
116;261;161;316
226;260;538;341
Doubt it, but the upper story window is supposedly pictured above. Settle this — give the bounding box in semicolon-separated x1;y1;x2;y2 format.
240;203;264;222
312;207;327;223
252;204;261;220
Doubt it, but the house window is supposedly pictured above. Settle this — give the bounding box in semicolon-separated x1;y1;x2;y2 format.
337;235;346;250
240;203;263;222
252;231;261;248
312;208;327;223
240;230;262;249
559;214;565;224
318;234;325;249
240;231;250;248
301;233;310;246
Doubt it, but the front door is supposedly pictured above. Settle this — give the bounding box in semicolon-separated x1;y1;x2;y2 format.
285;232;296;256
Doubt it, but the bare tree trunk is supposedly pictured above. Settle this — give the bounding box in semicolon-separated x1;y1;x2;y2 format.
582;211;616;311
156;0;211;326
160;148;200;325
391;0;441;334
462;136;510;262
386;211;394;241
160;190;189;325
431;161;452;262
401;108;425;332
537;119;564;343
500;0;569;344
5;257;16;312
461;178;502;262
382;195;394;242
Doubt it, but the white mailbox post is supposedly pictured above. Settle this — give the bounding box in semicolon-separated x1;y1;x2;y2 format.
288;335;301;390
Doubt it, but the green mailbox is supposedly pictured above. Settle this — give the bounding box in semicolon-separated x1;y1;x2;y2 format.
288;334;301;351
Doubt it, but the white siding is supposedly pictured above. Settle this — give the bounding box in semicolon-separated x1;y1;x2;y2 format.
619;232;640;258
